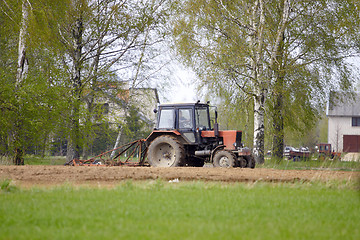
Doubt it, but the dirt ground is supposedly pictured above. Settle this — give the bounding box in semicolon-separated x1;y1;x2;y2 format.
0;165;359;187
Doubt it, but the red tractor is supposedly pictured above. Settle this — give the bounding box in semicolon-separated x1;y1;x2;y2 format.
145;102;255;168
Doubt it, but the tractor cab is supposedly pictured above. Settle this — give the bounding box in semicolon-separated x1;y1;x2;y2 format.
316;143;341;160
154;102;213;144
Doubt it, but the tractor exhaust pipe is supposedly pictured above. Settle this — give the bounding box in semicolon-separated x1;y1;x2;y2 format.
214;110;219;138
195;150;211;156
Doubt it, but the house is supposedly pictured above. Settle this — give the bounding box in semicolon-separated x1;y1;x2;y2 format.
103;87;160;129
327;93;360;152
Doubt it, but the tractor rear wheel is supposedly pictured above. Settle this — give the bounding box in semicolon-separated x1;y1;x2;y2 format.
237;157;247;168
147;135;185;167
247;156;256;169
318;153;326;161
213;150;236;168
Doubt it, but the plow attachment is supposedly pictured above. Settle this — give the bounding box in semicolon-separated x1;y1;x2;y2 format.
65;139;148;167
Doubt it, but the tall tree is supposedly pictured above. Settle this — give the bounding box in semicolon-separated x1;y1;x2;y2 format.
268;0;359;159
10;0;30;165
0;0;69;163
173;0;283;163
173;0;359;163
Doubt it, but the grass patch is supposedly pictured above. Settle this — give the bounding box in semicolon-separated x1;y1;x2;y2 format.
262;157;360;171
0;179;18;193
24;155;67;165
0;155;68;165
0;181;359;240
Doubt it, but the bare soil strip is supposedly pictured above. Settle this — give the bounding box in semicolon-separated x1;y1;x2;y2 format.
0;165;359;187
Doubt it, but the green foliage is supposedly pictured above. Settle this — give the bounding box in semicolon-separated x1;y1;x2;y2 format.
216;98;254;148
0;182;359;239
0;52;68;157
0;179;18;193
87;124;118;156
122;105;152;143
283;112;328;149
0;0;71;161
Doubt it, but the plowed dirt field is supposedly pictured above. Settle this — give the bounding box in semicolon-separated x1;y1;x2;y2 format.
0;165;359;187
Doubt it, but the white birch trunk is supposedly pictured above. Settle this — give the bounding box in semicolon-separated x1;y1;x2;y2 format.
253;93;265;164
13;0;30;165
16;0;29;86
250;0;266;164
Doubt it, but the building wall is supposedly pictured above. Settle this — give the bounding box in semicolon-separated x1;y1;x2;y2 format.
130;88;159;126
107;88;159;129
328;116;360;152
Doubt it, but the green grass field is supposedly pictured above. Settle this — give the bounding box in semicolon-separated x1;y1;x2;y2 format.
1;180;359;240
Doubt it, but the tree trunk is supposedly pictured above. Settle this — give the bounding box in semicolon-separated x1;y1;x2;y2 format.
14;148;24;165
16;0;29;86
83;14;102;159
13;0;29;165
271;50;285;161
110;125;125;158
82;100;93;160
253;93;265;164
270;0;289;161
66;15;83;162
272;88;284;161
250;0;266;164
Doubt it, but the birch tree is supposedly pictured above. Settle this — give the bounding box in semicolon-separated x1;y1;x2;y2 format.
11;0;30;165
0;0;70;163
173;0;359;163
173;0;284;163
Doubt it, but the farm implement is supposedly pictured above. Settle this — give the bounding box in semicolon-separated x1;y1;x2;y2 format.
67;102;256;168
65;139;148;167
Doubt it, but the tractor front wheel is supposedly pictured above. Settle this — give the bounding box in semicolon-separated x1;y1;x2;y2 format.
213;150;236;168
147;135;185;167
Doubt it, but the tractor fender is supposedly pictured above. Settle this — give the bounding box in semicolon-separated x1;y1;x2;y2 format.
145;130;186;146
210;145;226;163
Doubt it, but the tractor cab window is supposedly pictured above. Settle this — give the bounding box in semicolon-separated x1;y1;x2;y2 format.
158;108;175;129
179;109;193;129
195;107;210;130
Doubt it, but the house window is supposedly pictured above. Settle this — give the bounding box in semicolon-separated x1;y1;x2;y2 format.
352;117;360;127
